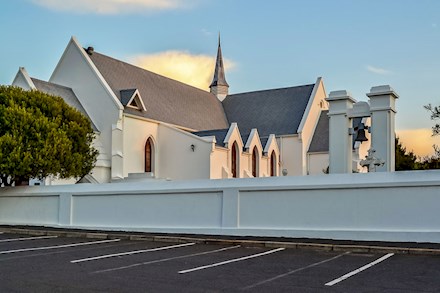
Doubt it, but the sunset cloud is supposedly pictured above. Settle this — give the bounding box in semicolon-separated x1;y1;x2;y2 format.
130;51;235;90
366;65;392;75
396;128;440;157
31;0;189;14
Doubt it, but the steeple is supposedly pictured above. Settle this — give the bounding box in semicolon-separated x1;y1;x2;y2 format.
210;34;229;101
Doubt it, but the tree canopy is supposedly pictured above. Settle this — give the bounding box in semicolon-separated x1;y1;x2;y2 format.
424;104;440;136
0;85;98;186
395;137;418;171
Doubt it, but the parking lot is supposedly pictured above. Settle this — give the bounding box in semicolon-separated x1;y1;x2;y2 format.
0;232;439;292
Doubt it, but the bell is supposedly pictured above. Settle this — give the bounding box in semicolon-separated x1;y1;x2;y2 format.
354;123;368;142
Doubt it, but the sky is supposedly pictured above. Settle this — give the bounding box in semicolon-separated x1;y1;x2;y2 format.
1;0;440;156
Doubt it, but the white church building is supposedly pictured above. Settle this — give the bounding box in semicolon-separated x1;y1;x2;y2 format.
12;36;372;184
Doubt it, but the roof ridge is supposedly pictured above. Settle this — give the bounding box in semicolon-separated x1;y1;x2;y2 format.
193;128;229;134
227;83;315;97
30;77;74;91
89;50;217;97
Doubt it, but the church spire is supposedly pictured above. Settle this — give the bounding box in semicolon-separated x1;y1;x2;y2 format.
210;33;229;101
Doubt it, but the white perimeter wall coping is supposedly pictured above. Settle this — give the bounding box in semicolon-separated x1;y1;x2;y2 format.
2;170;440;197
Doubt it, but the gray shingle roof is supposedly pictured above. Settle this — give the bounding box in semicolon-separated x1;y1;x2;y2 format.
308;111;364;153
192;128;229;147
222;84;315;137
308;111;329;153
87;51;229;131
31;78;98;131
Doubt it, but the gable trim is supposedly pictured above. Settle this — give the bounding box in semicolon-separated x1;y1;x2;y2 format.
13;67;36;90
244;128;263;152
297;77;324;136
125;89;147;112
50;36;124;112
223;123;244;148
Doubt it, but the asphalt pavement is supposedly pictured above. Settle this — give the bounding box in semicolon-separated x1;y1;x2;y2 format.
0;228;439;292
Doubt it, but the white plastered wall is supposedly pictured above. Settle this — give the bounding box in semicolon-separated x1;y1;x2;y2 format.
296;78;328;175
12;68;35;90
307;153;329;175
122;115;159;177
210;147;228;179
278;135;302;176
158;124;212;180
49;37;121;182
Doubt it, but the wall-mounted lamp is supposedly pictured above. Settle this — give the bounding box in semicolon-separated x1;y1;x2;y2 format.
190;144;195;152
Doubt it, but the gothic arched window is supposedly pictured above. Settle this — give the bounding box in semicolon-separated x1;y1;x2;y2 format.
231;142;239;178
252;147;258;177
145;138;154;172
270;151;276;177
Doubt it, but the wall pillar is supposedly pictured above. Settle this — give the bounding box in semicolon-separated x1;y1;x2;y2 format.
58;193;72;226
221;188;239;228
367;85;398;172
111;120;124;180
326;90;356;174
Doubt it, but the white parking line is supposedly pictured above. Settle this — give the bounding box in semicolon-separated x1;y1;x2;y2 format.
325;253;394;286
71;242;196;263
178;248;285;274
92;245;241;274
0;236;58;243
0;239;120;255
242;252;349;290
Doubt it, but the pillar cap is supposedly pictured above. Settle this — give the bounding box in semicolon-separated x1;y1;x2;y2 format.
367;85;399;98
326;90;356;102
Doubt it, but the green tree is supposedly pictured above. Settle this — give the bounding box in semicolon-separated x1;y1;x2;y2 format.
424;104;440;136
0;86;98;186
395;137;419;171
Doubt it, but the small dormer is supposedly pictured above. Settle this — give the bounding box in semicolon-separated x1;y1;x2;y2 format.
120;89;146;112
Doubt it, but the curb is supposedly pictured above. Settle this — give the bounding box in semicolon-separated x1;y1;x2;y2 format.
1;227;440;255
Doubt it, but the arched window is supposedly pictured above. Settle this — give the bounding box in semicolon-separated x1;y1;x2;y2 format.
231;142;238;178
145;137;154;173
270;150;276;177
252;147;258;177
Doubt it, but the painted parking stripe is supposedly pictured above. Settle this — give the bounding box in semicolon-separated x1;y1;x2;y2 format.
0;235;58;243
178;248;285;274
242;252;349;290
92;245;241;274
71;242;196;263
0;239;120;255
325;253;394;286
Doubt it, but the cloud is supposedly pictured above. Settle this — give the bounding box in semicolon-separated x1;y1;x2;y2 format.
31;0;188;14
396;128;440;157
201;28;213;36
366;65;392;75
130;50;235;90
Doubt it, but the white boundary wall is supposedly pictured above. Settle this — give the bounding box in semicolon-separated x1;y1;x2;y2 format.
1;171;440;243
